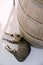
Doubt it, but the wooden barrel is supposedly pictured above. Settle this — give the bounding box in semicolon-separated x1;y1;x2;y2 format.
17;1;43;47
18;0;43;24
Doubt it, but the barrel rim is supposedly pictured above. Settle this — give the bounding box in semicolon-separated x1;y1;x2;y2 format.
18;0;43;24
18;2;43;24
17;3;43;41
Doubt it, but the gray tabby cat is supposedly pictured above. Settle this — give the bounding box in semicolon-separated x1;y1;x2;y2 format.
3;33;31;62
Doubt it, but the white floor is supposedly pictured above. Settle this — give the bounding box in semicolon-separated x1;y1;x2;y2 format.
0;0;43;65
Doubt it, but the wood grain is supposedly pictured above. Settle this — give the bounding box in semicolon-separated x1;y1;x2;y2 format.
17;2;43;47
18;0;43;24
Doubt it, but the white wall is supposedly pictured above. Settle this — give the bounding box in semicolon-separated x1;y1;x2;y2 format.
0;0;13;38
